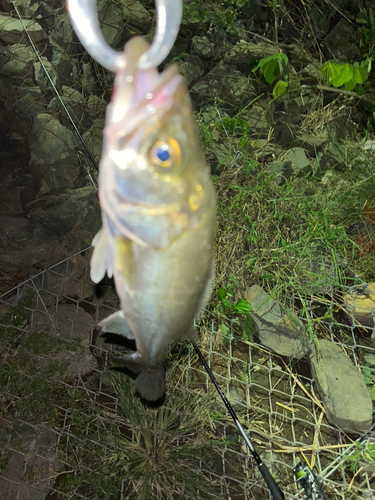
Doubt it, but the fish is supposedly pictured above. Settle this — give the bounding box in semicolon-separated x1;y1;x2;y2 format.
90;37;216;400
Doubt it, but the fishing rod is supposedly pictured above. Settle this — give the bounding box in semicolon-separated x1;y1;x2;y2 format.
191;340;286;500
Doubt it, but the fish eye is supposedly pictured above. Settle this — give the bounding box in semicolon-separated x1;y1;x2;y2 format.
150;137;182;173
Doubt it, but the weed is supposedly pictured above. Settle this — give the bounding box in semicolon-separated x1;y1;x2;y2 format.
183;0;238;29
217;285;256;341
321;59;372;91
345;442;375;473
55;369;223;500
254;53;289;85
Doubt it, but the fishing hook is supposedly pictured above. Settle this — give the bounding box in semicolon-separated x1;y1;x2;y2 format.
66;0;183;72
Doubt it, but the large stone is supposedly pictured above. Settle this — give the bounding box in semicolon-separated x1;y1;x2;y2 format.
285;147;311;174
0;13;46;45
309;340;373;433
224;41;278;64
0;187;100;283
266;160;292;186
244;285;310;359
2;45;36;81
0;426;61;500
244;104;272;138
191;61;254;106
343;283;375;328
28;113;86;194
98;0;125;46
192;36;217;59
323;19;358;60
33;58;58;93
122;0;152;29
179;55;205;87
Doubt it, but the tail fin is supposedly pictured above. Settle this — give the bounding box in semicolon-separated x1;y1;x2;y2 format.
111;353;165;401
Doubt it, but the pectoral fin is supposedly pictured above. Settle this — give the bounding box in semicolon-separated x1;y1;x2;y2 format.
99;310;134;339
90;227;114;283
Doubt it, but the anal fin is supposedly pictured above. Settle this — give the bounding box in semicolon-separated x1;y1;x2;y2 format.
98;310;134;339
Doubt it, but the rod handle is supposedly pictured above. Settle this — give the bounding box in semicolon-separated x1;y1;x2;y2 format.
258;462;285;500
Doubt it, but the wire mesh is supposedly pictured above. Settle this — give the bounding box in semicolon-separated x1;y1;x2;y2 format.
1;248;374;500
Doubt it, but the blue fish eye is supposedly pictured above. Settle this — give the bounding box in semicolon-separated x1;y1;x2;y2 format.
150;137;182;172
157;145;170;163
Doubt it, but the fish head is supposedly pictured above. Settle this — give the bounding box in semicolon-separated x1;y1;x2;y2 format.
100;37;215;249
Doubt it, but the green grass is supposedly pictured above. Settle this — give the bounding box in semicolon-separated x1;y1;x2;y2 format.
55;369;224;500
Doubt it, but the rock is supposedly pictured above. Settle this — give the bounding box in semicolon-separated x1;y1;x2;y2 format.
273;122;296;146
0;187;100;279
227;387;246;413
321;116;353;142
323;19;358;60
310;5;331;38
244;104;272;138
301;62;325;82
122;0;152;29
82;127;103;165
50;12;75;51
28;113;86;193
266;160;292;186
13;87;47;120
81;62;97;93
309;340;373;433
34;58;58;93
86;94;107;118
192;36;216;59
224;41;278;64
2;45;36;82
294;134;327;156
0;426;61;500
285;147;311;174
311;151;329;178
179;55;205;87
283;88;319;117
363;140;375;151
191;61;253;107
323;141;363;171
98;0;125;46
0;13;46;45
244;285;310;359
343;283;375;328
48;86;91;131
31;303;96;380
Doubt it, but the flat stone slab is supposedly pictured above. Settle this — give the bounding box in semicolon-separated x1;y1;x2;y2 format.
245;285;310;359
309;340;373;433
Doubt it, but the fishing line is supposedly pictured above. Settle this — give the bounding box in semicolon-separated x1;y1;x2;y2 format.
191;340;286;500
10;0;99;175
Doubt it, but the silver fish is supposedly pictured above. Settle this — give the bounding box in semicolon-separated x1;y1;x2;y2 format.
90;37;216;400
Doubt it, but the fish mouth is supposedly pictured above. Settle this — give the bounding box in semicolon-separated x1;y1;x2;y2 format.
107;37;185;139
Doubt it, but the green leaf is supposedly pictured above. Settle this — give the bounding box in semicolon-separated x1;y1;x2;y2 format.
242;314;256;341
263;58;278;84
220;322;232;344
217;287;227;300
330;64;353;87
221;298;234;312
363;366;373;385
234;299;252;314
273;80;288;97
370;385;375;400
344;79;356;91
